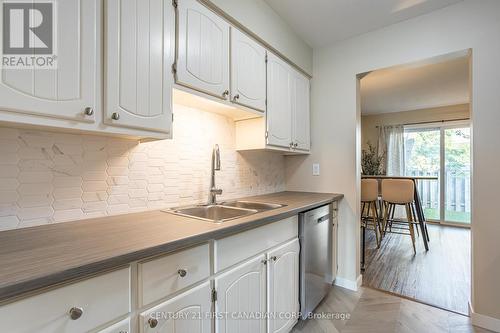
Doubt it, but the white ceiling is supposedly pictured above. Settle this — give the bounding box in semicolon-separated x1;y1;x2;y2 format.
360;56;470;115
263;0;464;47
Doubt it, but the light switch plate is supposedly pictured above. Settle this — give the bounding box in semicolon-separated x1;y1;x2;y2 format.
312;163;320;176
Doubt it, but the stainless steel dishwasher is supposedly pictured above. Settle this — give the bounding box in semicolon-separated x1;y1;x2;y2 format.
299;204;332;319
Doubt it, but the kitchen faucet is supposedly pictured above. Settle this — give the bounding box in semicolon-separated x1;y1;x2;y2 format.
208;144;222;205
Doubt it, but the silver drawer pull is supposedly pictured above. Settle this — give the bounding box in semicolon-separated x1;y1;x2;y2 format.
148;318;159;328
84;107;94;116
178;269;187;277
69;307;83;320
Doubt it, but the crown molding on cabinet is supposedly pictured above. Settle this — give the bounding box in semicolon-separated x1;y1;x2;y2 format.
197;0;313;79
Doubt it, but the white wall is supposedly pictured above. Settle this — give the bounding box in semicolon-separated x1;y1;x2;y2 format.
0;105;285;230
207;0;313;75
286;0;500;325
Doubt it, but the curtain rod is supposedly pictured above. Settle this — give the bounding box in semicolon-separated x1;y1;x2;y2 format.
375;118;470;128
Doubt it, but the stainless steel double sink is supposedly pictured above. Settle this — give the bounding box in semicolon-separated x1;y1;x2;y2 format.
164;201;286;223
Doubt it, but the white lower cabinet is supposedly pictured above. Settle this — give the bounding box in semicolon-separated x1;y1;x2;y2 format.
215;255;267;333
138;243;210;307
0;216;304;333
0;268;130;333
267;239;300;333
139;282;212;333
214;216;298;272
97;318;131;333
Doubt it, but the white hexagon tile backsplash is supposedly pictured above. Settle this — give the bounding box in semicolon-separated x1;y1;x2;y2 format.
0;105;286;230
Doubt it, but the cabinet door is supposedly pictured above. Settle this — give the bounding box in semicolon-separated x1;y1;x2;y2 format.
267;239;300;333
177;0;230;100
105;0;174;133
291;71;310;151
0;0;97;122
215;255;266;333
266;53;292;148
97;318;130;333
140;282;211;333
230;28;266;112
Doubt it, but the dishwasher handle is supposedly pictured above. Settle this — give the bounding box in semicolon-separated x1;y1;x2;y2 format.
317;215;329;223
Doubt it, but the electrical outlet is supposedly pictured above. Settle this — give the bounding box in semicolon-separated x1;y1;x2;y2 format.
312;163;320;176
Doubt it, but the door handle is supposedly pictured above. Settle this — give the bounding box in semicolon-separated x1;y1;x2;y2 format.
317;215;329;223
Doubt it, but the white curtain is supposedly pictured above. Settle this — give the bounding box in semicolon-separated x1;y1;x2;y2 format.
378;125;405;176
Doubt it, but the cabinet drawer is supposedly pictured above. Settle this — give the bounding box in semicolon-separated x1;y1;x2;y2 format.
97;318;130;333
0;268;130;333
138;243;210;306
215;215;298;272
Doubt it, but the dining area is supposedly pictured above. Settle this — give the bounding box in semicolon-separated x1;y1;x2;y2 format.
359;56;472;316
359;174;471;314
360;175;436;269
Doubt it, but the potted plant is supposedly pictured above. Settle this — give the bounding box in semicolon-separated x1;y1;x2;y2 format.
361;142;384;175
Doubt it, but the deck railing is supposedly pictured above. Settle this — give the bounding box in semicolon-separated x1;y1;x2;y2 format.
406;170;471;215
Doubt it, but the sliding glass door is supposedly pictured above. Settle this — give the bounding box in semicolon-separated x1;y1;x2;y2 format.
404;127;441;220
444;126;471;224
403;122;471;225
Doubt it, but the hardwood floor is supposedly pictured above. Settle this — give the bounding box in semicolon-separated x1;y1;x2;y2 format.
291;285;490;333
362;224;470;314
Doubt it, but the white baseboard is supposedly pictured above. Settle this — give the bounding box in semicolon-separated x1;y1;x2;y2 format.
469;302;500;332
334;275;363;291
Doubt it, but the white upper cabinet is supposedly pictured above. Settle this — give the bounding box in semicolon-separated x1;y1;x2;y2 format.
0;0;97;122
176;0;230;100
291;70;311;151
230;28;266;112
105;0;175;134
267;239;300;333
266;53;292;148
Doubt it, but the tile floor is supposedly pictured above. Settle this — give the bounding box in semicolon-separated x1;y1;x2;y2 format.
291;285;491;333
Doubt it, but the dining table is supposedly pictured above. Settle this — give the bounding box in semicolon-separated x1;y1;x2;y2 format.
360;175;438;269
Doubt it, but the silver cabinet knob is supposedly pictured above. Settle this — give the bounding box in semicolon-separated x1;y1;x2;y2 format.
111;112;120;120
148;318;159;328
294;143;298;148
84;107;94;116
271;256;278;262
69;307;83;320
222;90;229;99
289;142;294;148
177;269;187;277
233;94;240;101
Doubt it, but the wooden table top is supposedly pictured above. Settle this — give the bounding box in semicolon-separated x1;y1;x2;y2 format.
362;175;438;180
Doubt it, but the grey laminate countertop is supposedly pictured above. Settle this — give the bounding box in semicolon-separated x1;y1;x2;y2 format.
0;191;342;302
